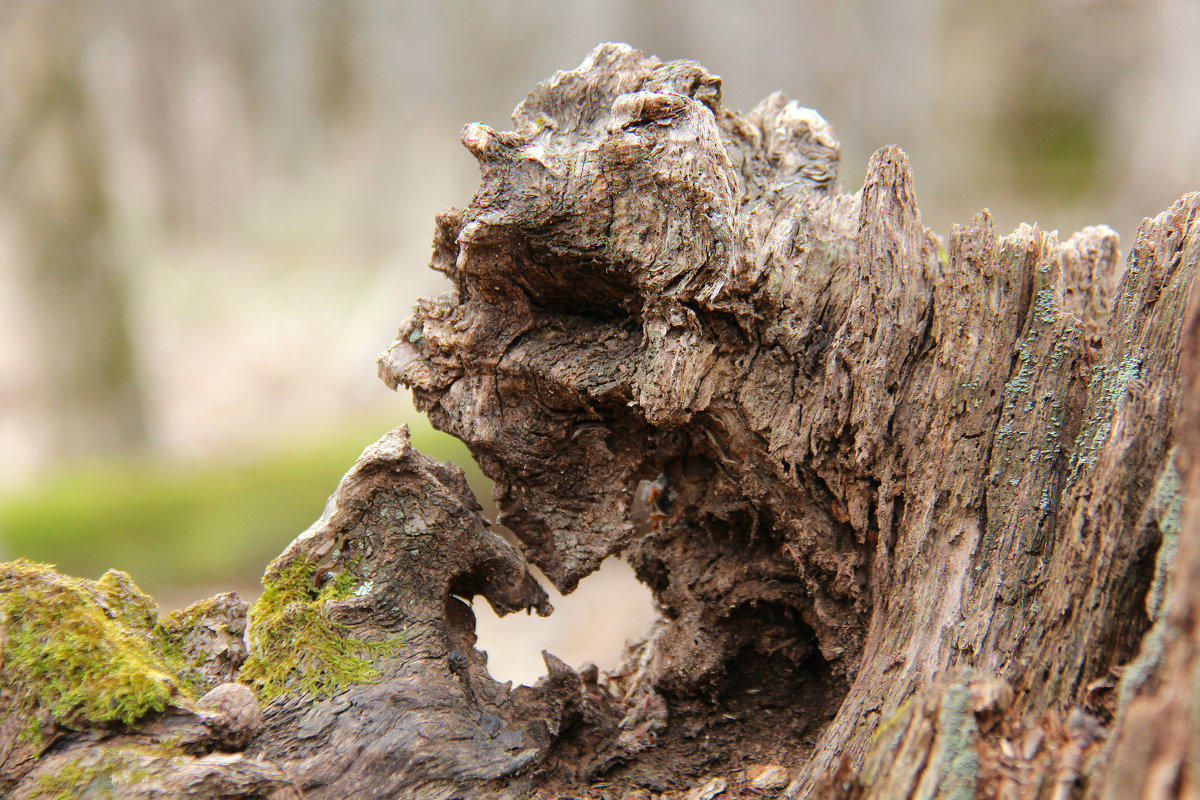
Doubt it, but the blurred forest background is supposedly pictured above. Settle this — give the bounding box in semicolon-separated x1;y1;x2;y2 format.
1;0;1198;684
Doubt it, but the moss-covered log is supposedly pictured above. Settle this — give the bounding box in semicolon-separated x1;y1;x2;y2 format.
2;43;1199;799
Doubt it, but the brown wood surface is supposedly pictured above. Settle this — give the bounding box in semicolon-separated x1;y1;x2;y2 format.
3;43;1199;799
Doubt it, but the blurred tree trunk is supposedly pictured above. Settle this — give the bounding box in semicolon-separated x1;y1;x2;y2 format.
0;1;147;457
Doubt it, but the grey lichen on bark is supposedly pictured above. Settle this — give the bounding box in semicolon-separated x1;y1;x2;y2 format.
3;42;1199;800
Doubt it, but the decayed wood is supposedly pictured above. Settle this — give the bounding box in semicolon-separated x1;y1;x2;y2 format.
1084;219;1200;800
2;43;1199;799
381;43;1199;797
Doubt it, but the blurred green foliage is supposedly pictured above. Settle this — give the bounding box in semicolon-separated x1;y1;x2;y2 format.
994;76;1104;204
0;415;486;598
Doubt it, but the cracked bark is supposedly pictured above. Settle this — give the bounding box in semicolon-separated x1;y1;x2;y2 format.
3;43;1200;800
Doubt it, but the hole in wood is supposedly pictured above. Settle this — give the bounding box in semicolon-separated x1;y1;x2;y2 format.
471;557;657;687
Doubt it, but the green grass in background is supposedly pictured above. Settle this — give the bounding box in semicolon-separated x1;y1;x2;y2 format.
0;415;488;601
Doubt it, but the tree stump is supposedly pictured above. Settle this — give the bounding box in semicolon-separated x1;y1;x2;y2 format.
3;43;1199;800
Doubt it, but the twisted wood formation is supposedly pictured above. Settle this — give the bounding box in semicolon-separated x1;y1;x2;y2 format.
5;44;1199;800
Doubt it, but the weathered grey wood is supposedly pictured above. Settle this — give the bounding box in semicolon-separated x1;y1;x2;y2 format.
2;43;1199;800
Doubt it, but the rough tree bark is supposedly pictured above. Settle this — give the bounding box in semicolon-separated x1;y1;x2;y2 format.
2;43;1199;800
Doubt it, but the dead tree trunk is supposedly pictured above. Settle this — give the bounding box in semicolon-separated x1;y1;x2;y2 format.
3;43;1199;800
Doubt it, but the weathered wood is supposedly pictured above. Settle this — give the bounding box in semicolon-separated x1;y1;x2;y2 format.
1083;216;1200;800
382;43;1199;796
2;43;1199;799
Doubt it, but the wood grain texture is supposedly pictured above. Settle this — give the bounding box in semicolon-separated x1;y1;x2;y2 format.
3;43;1198;799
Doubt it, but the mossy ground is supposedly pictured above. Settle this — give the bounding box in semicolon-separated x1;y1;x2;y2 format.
238;557;403;701
0;561;185;745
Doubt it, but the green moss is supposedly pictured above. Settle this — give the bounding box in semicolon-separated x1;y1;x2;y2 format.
31;750;156;800
94;570;159;632
0;561;183;747
238;557;403;701
156;596;222;632
31;759;89;800
151;597;225;698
